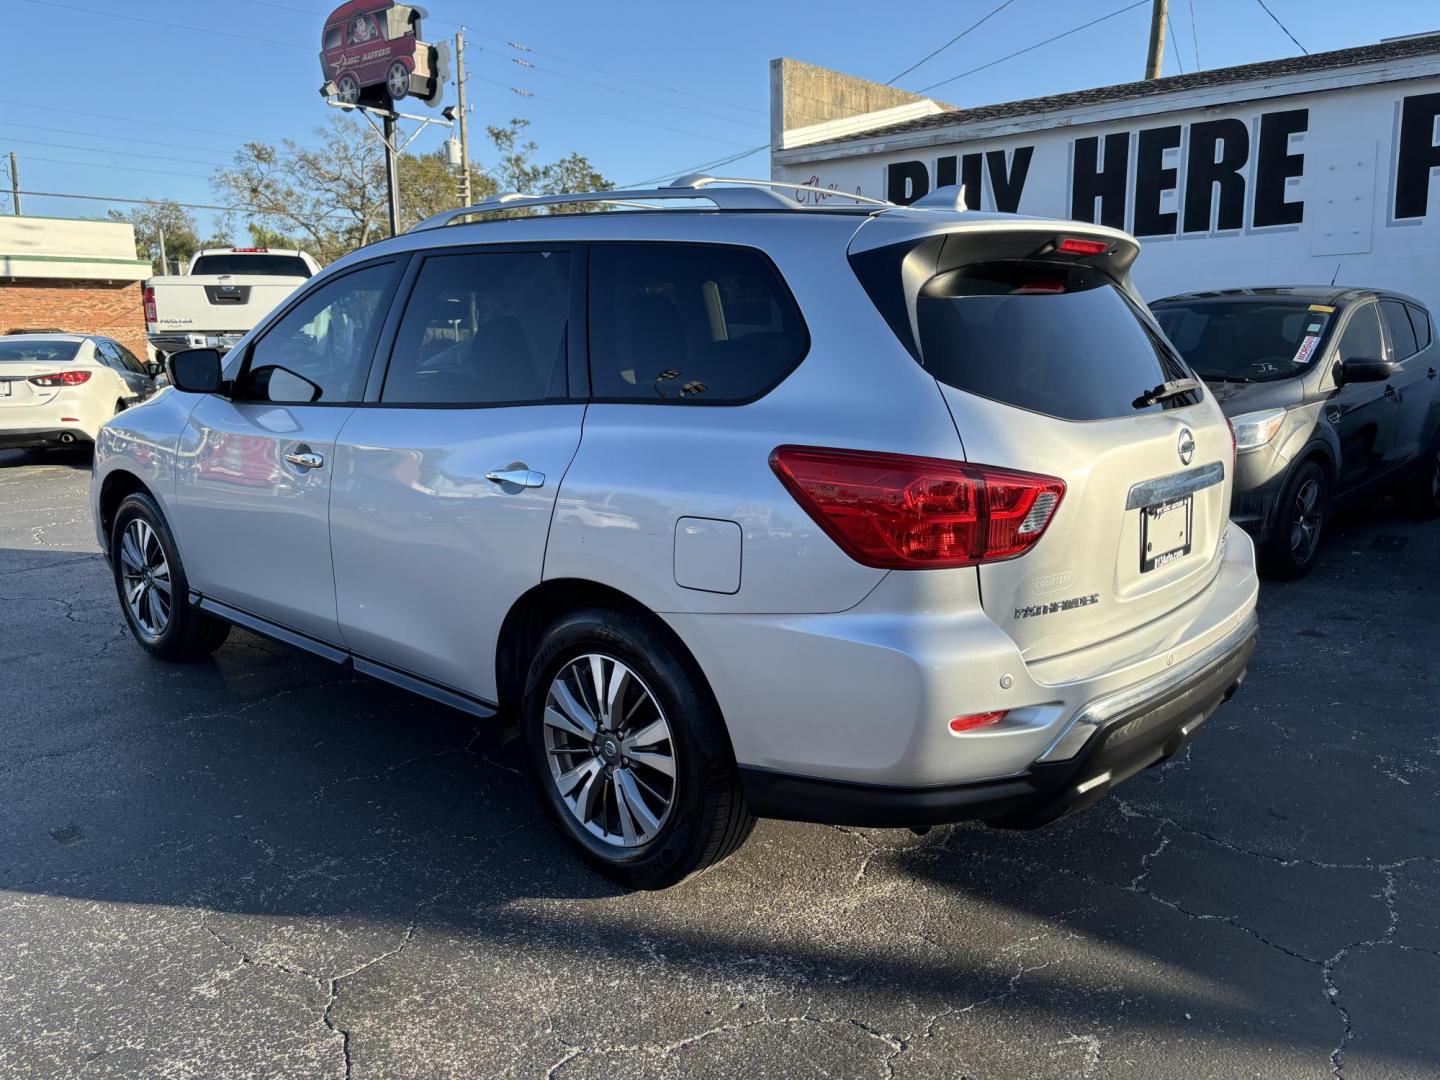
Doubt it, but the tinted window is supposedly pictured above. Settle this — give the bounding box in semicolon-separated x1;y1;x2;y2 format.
190;254;313;277
0;339;80;363
916;266;1194;421
382;251;571;404
1152;299;1335;383
588;244;807;404
324;26;341;48
240;263;394;404
94;341;123;369
1337;303;1384;365
1381;300;1418;360
115;344;147;374
1409;304;1432;351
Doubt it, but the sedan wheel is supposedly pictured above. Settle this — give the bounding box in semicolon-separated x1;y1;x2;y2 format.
118;517;171;641
386;62;409;101
543;653;676;848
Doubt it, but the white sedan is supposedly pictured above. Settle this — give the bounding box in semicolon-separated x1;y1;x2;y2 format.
0;334;161;452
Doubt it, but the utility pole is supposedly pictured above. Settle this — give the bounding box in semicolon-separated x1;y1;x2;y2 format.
382;113;401;237
157;222;168;275
1144;0;1168;80
8;152;20;215
454;29;472;206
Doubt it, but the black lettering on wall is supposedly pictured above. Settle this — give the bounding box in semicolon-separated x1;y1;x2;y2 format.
1254;109;1307;227
961;153;984;208
886;160;929;205
1133;125;1182;236
1184;119;1249;232
1071;133;1130;228
1395;92;1440;220
986;146;1033;213
936;155;957;188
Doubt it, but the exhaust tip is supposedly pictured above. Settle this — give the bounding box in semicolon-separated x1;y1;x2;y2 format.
59;433;75;444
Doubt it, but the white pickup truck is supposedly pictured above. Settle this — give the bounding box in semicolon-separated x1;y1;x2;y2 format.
143;248;321;359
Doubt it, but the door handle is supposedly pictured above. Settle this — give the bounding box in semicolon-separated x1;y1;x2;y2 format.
1384;384;1399;401
284;448;325;470
486;468;545;488
1428;367;1437;380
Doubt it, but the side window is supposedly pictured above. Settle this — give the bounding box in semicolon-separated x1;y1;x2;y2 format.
588;244;808;404
1336;303;1384;365
324;26;341;49
1381;300;1418;360
381;250;571;405
1408;304;1432;352
238;263;394;404
115;343;147;374
93;340;122;369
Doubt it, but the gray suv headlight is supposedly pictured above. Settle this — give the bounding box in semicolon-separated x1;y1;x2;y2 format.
1230;408;1287;450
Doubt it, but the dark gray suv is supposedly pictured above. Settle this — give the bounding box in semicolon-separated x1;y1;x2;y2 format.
1153;287;1440;577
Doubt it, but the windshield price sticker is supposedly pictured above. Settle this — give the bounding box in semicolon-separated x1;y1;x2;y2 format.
1292;334;1321;365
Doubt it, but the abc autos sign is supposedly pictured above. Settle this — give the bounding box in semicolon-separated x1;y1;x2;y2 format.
782;82;1440;302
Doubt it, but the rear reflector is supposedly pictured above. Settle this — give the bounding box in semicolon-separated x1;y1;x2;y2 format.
769;446;1065;569
1056;237;1110;256
949;711;1006;733
29;371;92;387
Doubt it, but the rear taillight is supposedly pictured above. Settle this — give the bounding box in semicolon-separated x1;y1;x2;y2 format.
29;371;92;387
143;286;157;323
769;446;1065;570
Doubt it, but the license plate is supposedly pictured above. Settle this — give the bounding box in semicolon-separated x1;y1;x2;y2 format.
1141;495;1192;572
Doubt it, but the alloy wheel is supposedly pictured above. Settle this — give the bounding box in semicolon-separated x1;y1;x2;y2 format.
1289;477;1323;561
119;518;171;640
543;653;676;848
387;64;409;99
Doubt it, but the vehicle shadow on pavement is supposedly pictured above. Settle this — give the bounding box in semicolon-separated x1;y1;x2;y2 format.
2;500;1436;1076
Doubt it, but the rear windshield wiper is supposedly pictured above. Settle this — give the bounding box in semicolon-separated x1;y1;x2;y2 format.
1132;378;1202;409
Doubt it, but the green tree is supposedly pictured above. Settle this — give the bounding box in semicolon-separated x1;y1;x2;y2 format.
107;200;228;273
211;116;608;262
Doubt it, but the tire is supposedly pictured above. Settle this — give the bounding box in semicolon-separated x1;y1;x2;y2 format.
111;492;231;661
386;62;410;101
1260;460;1328;579
1398;437;1440;520
336;74;360;105
521;607;754;889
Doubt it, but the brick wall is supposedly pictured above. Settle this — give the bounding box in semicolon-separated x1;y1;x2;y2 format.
0;280;147;356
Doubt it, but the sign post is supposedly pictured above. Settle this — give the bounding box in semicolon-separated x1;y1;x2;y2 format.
317;2;453;235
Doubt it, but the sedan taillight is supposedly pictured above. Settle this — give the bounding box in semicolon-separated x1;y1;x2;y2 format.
29;371;92;387
769;445;1065;570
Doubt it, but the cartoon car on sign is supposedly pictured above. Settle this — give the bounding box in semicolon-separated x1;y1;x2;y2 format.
320;1;448;108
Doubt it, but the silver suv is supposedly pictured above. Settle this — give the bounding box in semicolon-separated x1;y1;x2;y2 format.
93;177;1259;888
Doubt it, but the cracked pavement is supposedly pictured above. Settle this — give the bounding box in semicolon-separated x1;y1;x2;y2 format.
2;446;1437;1078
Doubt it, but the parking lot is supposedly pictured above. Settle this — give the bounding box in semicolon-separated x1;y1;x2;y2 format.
1;446;1436;1079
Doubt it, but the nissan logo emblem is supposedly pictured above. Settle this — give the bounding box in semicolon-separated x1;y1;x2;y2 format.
1177;428;1196;466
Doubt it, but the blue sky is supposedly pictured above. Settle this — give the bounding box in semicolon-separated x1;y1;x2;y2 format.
5;0;1438;237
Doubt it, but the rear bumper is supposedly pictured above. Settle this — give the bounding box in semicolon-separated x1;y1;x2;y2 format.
0;427;94;449
740;610;1256;827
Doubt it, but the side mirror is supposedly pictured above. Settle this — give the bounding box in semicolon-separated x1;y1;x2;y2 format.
144;359;164;378
1340;357;1395;384
166;348;223;394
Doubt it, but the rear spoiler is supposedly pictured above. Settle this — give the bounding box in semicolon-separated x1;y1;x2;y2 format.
847;214;1141;361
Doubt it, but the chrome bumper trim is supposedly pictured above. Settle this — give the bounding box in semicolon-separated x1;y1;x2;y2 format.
1125;460;1226;510
1036;609;1259;763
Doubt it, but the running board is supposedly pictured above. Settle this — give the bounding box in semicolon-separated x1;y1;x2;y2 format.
191;593;498;719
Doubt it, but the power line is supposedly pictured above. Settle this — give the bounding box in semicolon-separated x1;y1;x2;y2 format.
18;0;309;49
623;144;769;190
1253;0;1308;55
0;135;225;168
0;120;232;159
887;0;1019;86
473;76;757;149
0;187;353;218
7;157;213;180
0;97;262;142
1188;0;1201;69
496;54;766;130
1167;12;1186;74
918;0;1151;93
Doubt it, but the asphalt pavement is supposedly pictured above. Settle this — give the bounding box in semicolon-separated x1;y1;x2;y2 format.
2;445;1437;1079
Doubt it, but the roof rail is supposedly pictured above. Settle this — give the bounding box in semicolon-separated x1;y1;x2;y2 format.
407;175;893;232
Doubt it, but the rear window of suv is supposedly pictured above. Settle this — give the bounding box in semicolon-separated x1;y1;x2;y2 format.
587;243;808;404
190;254;313;277
913;262;1196;421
